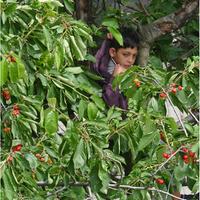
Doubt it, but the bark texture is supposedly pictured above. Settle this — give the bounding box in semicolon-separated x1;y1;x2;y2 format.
136;0;199;67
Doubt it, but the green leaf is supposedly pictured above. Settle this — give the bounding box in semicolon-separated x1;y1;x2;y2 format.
107;27;123;46
73;139;87;169
76;28;93;42
10;53;26;82
192;179;199;193
190;81;199;98
63;0;74;14
45;110;58;135
176;90;188;104
190;141;199;153
55;50;61;70
174;164;187;181
44;145;58;158
147;97;158;113
148;56;162;68
167;117;178;131
138;130;159;151
42;25;53;51
89;164;102;193
87;102;98;120
64;120;79;148
3;173;14;200
81;120;109;129
63;173;69;187
24;152;37;169
48;98;57;108
0;60;8;86
70;35;85;61
84;54;97;62
65;67;83;74
102;18;119;29
90;95;105;110
78;99;88;120
143;121;156;135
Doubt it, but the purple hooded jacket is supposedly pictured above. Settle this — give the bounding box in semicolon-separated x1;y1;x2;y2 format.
93;39;128;114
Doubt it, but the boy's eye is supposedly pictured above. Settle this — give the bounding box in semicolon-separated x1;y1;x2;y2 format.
123;54;128;57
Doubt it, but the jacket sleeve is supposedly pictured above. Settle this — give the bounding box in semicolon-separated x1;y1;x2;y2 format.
102;76;121;108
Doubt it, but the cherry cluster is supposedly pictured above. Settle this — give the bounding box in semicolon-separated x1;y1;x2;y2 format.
159;83;183;98
2;91;10;101
163;148;197;164
8;143;22;162
35;153;45;162
12;105;20;116
4;127;11;132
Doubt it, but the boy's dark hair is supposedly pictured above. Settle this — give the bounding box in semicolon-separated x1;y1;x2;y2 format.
110;26;140;51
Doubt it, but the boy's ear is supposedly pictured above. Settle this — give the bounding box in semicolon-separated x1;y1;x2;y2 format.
109;48;116;57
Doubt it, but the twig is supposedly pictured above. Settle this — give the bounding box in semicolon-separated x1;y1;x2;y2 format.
85;186;94;200
187;108;199;125
108;184;186;200
165;167;175;200
137;74;188;137
44;186;67;197
138;0;150;17
106;155;124;186
36;181;89;187
1;103;13;121
107;186;131;195
147;147;183;188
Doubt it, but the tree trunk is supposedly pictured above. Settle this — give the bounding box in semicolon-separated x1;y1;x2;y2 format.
136;0;199;67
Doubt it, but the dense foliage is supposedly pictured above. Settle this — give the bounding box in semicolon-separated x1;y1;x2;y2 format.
0;0;199;199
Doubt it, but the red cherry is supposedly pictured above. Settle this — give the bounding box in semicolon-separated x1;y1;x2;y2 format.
159;179;164;184
194;160;197;164
172;88;176;93
7;127;10;131
172;151;176;156
166;154;170;159
163;94;167;98
4;91;9;96
5;96;10;100
185;149;189;153
189;152;195;157
18;143;22;146
14;106;18;110
4;128;7;132
12;147;17;152
16;146;21;151
41;158;45;162
156;178;161;183
178;86;183;91
13;110;19;116
36;153;41;158
171;83;176;87
160;93;165;98
185;160;189;164
136;82;140;87
183;155;188;160
11;57;16;62
163;153;168;158
8;157;12;162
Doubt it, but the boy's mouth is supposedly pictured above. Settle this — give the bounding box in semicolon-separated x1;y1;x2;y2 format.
124;65;131;68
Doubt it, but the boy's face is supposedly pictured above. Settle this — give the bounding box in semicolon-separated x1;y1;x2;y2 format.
111;47;138;69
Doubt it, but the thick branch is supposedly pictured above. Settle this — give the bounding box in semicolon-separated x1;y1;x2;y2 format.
136;0;199;67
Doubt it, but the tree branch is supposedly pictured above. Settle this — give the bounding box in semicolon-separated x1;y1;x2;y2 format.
138;0;150;17
136;0;199;66
109;184;186;200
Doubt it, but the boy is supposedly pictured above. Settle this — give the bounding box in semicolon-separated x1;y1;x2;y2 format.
93;26;140;117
